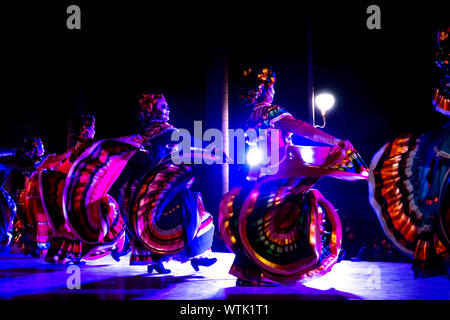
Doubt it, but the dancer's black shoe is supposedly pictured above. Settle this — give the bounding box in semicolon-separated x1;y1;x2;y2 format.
190;257;217;271
111;234;132;262
111;249;122;262
148;262;171;274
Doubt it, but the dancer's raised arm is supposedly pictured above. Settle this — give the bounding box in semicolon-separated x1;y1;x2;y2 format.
273;115;353;150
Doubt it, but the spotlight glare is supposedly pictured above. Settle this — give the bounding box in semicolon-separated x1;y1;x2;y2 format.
315;93;335;115
300;146;315;164
247;147;262;166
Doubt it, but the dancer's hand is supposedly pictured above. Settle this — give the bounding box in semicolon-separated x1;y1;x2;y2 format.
324;139;353;167
337;139;354;153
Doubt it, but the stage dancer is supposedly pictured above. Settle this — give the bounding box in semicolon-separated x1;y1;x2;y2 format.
13;114;125;263
14;119;90;259
38;114;97;263
0;138;42;251
369;26;450;277
11;137;55;257
219;67;369;285
111;93;217;273
35;113;128;264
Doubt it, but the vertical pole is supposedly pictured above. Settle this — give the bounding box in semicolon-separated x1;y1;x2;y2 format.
307;16;315;125
221;56;229;196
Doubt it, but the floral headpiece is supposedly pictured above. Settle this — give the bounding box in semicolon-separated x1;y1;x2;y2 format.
138;92;166;124
23;137;45;166
433;26;450;116
76;114;96;141
239;67;276;105
435;27;449;71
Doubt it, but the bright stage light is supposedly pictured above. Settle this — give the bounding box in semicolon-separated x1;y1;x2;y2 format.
315;93;335;115
299;146;315;165
246;147;263;166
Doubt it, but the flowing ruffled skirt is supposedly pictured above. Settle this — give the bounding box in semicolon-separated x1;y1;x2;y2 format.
126;160;214;265
22;138;140;263
369;124;450;275
219;144;369;283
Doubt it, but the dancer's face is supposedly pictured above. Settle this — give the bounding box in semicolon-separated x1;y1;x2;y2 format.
88;126;95;139
81;125;95;140
36;142;45;158
154;98;170;121
33;141;45;166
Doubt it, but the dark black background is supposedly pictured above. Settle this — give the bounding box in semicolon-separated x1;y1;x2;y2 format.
1;1;448;251
2;1;448;145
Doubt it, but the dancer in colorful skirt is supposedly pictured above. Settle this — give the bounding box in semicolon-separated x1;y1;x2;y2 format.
368;27;450;277
13;114;126;264
219;67;369;285
38;114;128;264
12;119;82;259
110;92;217;273
0;139;42;251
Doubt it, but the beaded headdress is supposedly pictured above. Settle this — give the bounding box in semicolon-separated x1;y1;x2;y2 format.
239;67;276;105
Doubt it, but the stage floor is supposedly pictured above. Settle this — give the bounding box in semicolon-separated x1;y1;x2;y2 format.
0;252;448;300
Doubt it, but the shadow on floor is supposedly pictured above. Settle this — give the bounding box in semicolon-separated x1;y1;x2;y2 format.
215;286;363;300
80;273;208;290
0;267;67;279
10;273;210;300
